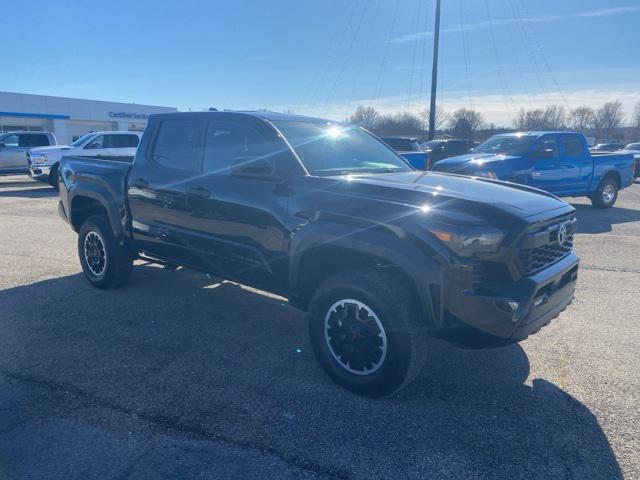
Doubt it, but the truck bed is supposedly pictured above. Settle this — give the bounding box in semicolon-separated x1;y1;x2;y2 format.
58;154;133;237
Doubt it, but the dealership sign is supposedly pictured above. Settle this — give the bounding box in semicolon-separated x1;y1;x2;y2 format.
109;111;149;120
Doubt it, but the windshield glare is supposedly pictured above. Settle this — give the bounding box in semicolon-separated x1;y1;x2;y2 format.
474;135;536;155
70;133;95;147
273;121;412;176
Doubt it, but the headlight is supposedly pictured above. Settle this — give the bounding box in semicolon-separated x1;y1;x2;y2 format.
30;154;48;164
471;171;497;179
427;225;506;257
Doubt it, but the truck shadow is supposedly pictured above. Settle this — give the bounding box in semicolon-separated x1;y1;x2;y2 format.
0;176;56;198
0;265;622;479
571;203;640;234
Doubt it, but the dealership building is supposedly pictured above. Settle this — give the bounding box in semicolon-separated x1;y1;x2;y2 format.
0;91;177;144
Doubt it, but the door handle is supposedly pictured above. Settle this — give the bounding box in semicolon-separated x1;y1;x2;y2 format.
188;185;211;198
131;178;149;188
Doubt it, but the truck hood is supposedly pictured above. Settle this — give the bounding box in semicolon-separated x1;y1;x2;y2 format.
432;153;521;174
29;145;73;153
326;170;569;221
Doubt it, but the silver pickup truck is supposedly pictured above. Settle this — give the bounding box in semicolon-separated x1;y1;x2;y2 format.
0;131;57;174
28;131;141;188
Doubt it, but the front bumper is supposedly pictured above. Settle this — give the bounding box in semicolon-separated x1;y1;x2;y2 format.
28;164;51;181
436;252;579;347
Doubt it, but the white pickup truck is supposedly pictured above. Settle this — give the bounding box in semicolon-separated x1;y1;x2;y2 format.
28;131;141;188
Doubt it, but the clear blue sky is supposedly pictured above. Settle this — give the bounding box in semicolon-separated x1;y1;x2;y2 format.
1;0;639;125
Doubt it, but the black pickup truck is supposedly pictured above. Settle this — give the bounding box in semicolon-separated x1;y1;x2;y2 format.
58;112;579;397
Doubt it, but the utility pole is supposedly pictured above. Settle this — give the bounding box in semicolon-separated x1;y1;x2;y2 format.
428;0;442;140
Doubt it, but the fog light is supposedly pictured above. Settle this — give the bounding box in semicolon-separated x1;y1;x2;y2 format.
495;299;520;322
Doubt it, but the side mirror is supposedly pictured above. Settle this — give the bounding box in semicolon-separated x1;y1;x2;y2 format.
0;142;5;148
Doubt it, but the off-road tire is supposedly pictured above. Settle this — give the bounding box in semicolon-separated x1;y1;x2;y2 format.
78;215;133;289
308;268;428;397
49;163;60;190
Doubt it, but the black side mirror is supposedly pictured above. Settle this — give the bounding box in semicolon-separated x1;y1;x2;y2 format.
0;142;5;148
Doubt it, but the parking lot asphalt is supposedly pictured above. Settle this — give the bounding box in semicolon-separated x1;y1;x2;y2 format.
0;174;638;480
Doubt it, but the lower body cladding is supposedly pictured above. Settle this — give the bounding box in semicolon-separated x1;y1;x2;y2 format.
433;253;579;348
28;164;51;182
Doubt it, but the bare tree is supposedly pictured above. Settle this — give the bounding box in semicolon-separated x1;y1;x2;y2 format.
593;101;624;139
420;106;448;132
633;101;640;138
514;105;566;131
371;112;423;137
448;108;485;139
346;105;379;130
568;106;595;133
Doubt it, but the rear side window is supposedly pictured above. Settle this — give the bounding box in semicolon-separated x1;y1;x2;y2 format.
562;136;584;156
151;120;203;171
203;121;273;175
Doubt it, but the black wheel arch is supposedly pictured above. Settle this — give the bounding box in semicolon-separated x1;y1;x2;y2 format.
287;225;442;326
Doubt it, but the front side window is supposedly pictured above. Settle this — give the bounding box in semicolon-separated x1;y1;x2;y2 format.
533;137;559;159
71;133;95;147
274;121;412;176
85;136;105;149
203;121;274;175
625;143;640;151
475;135;537;156
151;119;203;171
0;134;19;147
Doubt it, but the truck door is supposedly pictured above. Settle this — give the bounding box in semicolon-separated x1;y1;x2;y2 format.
185;117;291;292
127;117;206;266
0;134;28;171
557;134;592;194
528;135;563;193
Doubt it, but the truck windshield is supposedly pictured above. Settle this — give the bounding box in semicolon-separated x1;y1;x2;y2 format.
70;133;95;147
474;135;536;155
273;120;413;176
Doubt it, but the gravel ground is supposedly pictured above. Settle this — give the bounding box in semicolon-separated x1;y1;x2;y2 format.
0;175;638;479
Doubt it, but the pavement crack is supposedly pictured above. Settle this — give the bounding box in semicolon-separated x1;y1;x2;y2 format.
0;370;352;480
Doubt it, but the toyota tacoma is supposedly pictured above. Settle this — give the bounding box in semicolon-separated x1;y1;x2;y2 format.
57;112;579;397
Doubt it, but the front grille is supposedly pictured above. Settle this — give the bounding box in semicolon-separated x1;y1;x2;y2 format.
519;234;573;275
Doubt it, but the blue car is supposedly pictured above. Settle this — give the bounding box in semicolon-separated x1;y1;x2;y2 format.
432;131;635;208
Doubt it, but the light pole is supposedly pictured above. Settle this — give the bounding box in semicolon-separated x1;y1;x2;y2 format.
428;0;442;140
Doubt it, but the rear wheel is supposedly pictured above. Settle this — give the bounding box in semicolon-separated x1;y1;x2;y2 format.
78;215;133;289
308;269;428;397
590;175;618;208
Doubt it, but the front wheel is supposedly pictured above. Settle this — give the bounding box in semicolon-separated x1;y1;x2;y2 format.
308;269;428;397
590;176;618;209
78;215;133;289
48;163;60;190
